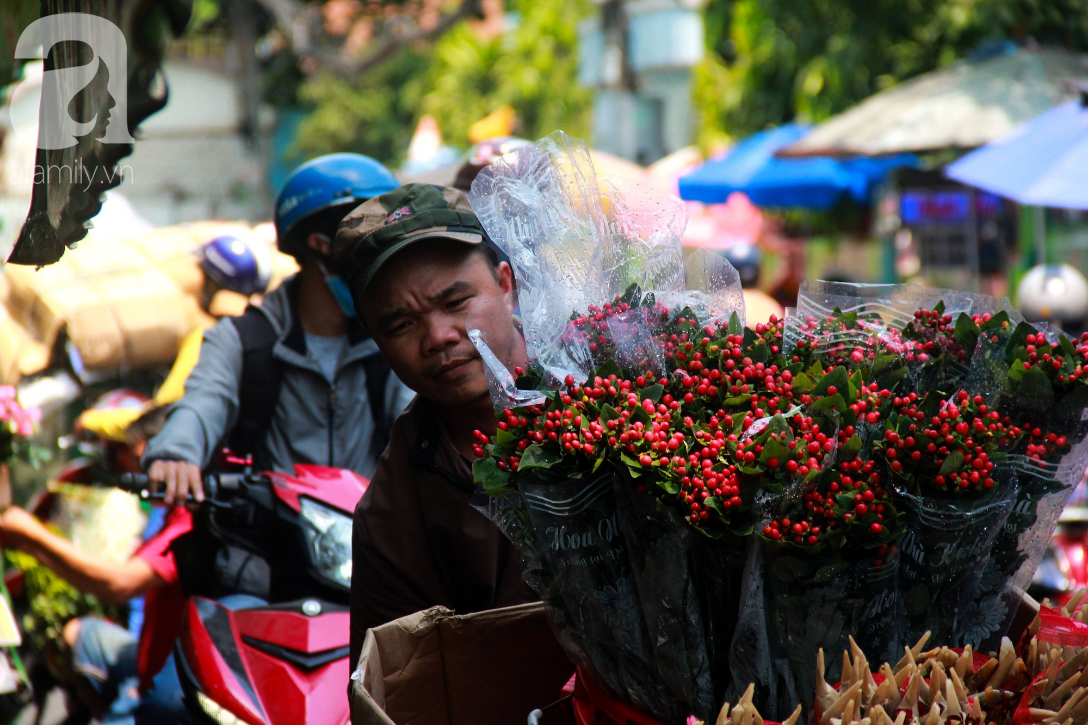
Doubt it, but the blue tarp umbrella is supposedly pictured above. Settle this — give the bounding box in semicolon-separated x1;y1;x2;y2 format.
678;124;918;209
945;98;1088;210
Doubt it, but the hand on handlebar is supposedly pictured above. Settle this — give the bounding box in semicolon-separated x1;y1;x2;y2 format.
147;460;205;506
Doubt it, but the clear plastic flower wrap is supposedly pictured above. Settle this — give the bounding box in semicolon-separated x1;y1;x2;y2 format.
962;319;1088;650
467;132;747;723
896;468;1017;647
783;280;1024;396
728;378;903;720
464;139;1088;723
781;281;1042;652
469;131;744;388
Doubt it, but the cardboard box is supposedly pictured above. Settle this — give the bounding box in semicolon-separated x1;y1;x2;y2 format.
0;221;298;384
351;603;575;725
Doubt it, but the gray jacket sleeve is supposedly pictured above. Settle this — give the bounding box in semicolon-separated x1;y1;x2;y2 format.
142;319;245;470
384;373;416;425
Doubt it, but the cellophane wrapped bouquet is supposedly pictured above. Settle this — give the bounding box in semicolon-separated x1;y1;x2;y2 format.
465;134;1088;724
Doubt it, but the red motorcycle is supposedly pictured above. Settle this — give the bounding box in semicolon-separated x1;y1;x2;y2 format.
117;464;366;725
1030;481;1088;605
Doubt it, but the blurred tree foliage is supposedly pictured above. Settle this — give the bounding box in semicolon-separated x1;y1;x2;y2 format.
696;0;1088;147
418;0;593;147
293;0;593;164
294;47;432;164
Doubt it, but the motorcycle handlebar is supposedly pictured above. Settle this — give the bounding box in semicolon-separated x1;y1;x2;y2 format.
116;472;220;502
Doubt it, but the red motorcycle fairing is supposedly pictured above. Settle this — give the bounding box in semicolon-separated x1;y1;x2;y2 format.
176;597;351;725
267;464;369;515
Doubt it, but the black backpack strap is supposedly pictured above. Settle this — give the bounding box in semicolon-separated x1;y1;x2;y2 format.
363;354;392;461
228;307;283;470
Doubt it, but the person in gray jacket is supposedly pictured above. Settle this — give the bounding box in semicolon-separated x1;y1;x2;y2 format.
144;153;415;504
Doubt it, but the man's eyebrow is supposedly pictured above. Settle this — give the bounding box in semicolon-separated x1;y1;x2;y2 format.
428;280;473;304
376;307;409;328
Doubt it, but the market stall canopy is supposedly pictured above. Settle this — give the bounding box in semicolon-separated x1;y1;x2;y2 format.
945;95;1088;210
778;46;1088;157
678;124;917;208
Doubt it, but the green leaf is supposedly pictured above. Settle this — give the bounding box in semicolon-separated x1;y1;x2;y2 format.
954;313;980;355
518;444;559;471
980;311;1011;332
748;342;770;364
642;383;665;403
813;365;849;397
727;312;743;336
770;554;811;584
1018;365;1056;412
600;404;623;423
1005;322;1038;357
840;434;862;458
620;453;644;477
630;405;652;425
1061;333;1077;360
473;457;510;490
495;427;520;447
760;438;792;465
790;372;815;394
938;450;965;477
619;282;642;307
808;393;845;413
848;370;865;399
658;479;680;495
725;394;751;406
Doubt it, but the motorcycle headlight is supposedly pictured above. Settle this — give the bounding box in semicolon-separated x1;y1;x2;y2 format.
299;498;353;588
196;691;246;725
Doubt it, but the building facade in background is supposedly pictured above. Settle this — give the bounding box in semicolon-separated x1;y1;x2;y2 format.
578;0;704;164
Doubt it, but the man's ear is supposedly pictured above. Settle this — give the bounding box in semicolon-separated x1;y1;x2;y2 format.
497;261;514;293
497;261;516;311
305;232;333;258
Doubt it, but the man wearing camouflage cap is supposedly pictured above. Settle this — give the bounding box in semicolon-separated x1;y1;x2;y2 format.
333;183;536;671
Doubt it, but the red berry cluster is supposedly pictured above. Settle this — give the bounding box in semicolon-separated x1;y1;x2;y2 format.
472;297;1088;550
873;391;1009;494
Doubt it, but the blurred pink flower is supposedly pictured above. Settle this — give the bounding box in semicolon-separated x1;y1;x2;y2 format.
0;386;39;438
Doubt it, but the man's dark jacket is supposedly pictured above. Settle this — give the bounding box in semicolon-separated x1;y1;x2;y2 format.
349;395;536;668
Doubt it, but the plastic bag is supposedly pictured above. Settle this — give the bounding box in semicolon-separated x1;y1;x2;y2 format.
962;320;1088;650
764;551;899;712
475;471;687;722
896;468;1017;647
469;131;744;388
612;480;718;720
784;280;1023;395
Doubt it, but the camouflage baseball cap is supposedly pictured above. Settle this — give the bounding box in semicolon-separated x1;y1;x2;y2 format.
333;183;485;299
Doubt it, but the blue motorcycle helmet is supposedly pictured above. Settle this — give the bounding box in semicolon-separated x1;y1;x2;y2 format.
273;153;399;259
199;234;272;297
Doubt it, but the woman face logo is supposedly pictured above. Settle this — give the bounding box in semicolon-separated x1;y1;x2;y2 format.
11;13;135;150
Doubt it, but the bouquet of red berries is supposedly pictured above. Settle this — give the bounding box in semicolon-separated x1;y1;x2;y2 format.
466;136;1088;724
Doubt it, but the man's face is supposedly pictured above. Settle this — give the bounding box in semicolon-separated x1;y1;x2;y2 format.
362;243;518;408
199;275;223;314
